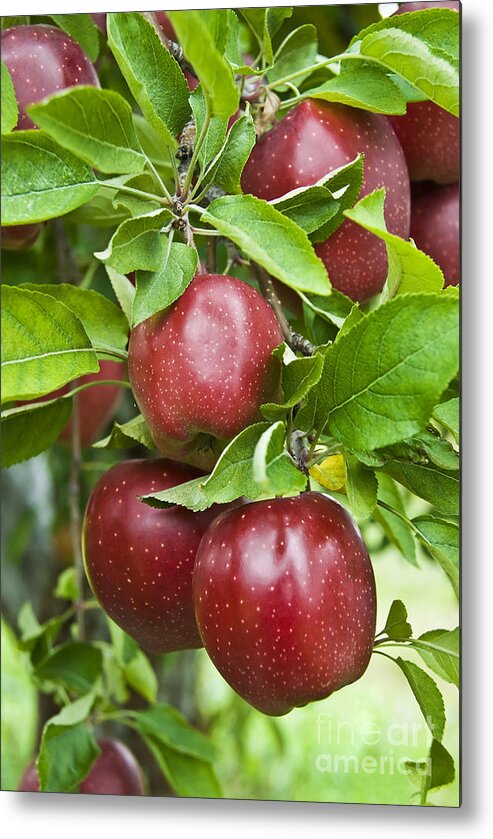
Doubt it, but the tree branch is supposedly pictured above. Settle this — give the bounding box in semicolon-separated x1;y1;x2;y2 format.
250;263;316;356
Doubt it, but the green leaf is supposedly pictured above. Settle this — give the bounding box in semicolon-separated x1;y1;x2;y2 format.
95;209;173;274
414;628;459;688
303;293;458;452
268;24;318;91
168;10;239;118
112;172;162;217
381;599;413;640
93;414;154;451
353;9;459;115
28;87;147;175
1;61;18;133
411;515;459;597
427;738;456;790
433;397;459;443
239;8;292;65
49;13;100;62
374;474;417;566
54;567;80;602
108;12;190;149
304;62;407;114
2;131;99;224
143;423;274;511
385;429;459;471
38;722;100;793
214;114;256;195
252;422;307;496
300;287;354;329
1;619;38;791
105;266;136;326
190;86;228;172
1;399;73;468
124;651;158;704
345;189;444;295
269;155;364;243
262;349;324;421
132;242;198;326
201;195;330;295
345;454;377;519
381;461;459;517
68;189;130;228
130;704;216;762
1;285;98;403
20;283;129;356
394;658;445;741
34;642;103;693
272;186;339;236
143;735;222;798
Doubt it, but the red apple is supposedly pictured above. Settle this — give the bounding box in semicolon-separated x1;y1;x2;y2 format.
410;181;459;286
388;2;459;185
1;223;41;251
18;738;145;795
128;274;283;470
241;99;410;301
393;2;459;12
32;360;125;448
1;25;100;131
194;493;377;716
83;457;234;653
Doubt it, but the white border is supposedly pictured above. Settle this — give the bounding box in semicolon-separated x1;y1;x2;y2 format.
2;0;492;835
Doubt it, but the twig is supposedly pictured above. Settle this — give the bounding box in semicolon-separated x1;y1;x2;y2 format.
53;221;86;640
250;263;316;356
206;237;217;273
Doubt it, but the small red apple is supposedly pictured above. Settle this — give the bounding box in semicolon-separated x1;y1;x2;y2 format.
241;99;410;301
1;223;42;251
83;458;232;654
1;25;100;131
18;738;145;795
388;2;459;185
29;360;126;448
194;493;377;716
393;1;459;12
128;274;283;469
410;181;459;286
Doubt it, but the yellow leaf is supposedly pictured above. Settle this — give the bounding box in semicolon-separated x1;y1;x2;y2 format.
309;454;346;492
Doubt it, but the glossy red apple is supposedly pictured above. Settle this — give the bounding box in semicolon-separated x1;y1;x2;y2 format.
1;25;100;131
388;2;459;184
194;493;377;716
241;99;410;301
1;223;42;251
410;181;459;286
83;458;232;654
128;274;283;470
18;738;145;795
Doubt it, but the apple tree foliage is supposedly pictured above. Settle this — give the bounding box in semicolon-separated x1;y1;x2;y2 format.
1;7;459;802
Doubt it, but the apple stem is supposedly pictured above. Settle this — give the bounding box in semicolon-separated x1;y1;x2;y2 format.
251;263;316;356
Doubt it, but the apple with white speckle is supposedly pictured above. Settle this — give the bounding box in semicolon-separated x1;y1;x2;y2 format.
128;274;283;470
19;738;145;795
241;99;410;301
83;458;232;654
410;181;459;286
388;1;459;184
194;493;377;716
1;24;100;131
